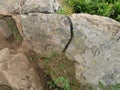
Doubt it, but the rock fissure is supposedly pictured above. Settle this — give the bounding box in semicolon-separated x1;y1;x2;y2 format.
62;16;74;53
0;84;12;90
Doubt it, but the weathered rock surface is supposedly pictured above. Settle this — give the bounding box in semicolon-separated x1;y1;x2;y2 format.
0;48;44;90
70;14;120;87
19;12;120;89
20;13;70;56
0;0;60;15
22;0;60;14
1;0;120;89
0;18;12;50
0;19;12;39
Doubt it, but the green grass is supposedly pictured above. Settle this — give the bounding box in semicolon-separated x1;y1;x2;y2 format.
57;0;73;15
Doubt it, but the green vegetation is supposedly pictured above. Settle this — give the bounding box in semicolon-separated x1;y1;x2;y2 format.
40;52;93;90
99;81;120;90
58;0;120;21
0;15;22;45
54;76;70;90
4;16;23;43
42;53;75;89
48;76;70;90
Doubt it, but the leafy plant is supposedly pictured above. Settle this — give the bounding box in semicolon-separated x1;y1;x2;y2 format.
48;81;59;90
47;76;70;90
54;76;70;90
59;0;120;21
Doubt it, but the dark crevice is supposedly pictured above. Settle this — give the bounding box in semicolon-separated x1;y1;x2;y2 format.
116;36;120;41
0;84;12;90
62;16;74;53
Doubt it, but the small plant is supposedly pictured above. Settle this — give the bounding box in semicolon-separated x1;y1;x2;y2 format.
99;81;106;89
48;81;59;90
54;76;70;90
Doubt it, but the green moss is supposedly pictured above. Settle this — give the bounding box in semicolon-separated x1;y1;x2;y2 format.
3;16;23;43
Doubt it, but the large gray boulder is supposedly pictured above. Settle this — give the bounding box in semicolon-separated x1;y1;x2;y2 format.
0;48;44;90
22;0;60;14
19;13;120;89
0;0;25;15
20;13;70;56
0;0;60;15
70;14;120;87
